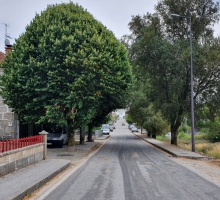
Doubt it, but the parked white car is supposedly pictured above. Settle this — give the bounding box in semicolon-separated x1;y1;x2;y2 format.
131;127;138;132
46;126;68;148
129;124;135;130
101;124;109;130
102;128;110;135
101;124;112;135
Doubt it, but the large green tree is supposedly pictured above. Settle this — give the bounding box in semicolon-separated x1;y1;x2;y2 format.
126;0;220;145
0;2;132;140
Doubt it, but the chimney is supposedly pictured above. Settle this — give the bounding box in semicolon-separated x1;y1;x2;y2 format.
5;45;12;55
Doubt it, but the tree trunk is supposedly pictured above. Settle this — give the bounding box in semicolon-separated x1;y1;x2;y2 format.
80;127;85;145
152;127;156;139
87;124;93;142
147;130;152;137
67;128;75;146
170;122;181;145
170;108;184;145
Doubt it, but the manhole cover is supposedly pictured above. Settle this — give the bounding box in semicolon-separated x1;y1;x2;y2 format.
57;154;74;156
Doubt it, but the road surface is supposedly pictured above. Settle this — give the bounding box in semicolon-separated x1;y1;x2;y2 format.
43;119;220;200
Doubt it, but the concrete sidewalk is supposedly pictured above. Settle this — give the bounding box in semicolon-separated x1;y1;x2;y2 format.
0;135;109;200
0;159;71;200
134;132;207;159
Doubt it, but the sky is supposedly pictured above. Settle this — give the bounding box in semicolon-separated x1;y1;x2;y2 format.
0;0;219;53
0;0;156;52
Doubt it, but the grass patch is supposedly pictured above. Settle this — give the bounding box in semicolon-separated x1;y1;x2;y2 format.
206;143;220;158
157;132;220;159
177;137;220;159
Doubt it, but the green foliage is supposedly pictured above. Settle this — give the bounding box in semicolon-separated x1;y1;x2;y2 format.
127;89;150;126
200;128;209;134
178;131;210;141
143;106;169;137
195;133;208;140
125;0;220;145
0;2;132;129
179;122;190;134
156;135;170;142
125;114;133;124
126;75;169;137
207;120;220;143
178;132;191;140
155;0;219;41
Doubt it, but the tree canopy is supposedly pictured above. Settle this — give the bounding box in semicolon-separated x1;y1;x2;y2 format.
125;0;220;145
0;2;133;132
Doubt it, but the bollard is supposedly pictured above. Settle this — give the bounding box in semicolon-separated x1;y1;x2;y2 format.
39;130;48;159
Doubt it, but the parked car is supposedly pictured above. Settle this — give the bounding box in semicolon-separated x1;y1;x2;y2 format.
109;122;115;130
131;127;138;132
45;126;68;148
109;125;114;132
101;124;109;130
102;127;110;135
129;124;135;130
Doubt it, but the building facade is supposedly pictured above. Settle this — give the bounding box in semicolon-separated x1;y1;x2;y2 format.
0;47;18;140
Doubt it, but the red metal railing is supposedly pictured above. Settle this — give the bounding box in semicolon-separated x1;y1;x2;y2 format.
0;135;44;153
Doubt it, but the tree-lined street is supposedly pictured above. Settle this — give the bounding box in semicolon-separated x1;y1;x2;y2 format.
42;119;220;200
1;1;220;199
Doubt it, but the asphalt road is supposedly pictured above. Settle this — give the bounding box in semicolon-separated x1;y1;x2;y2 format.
43;119;220;200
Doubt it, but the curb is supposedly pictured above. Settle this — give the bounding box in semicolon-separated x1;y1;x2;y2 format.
95;135;111;140
133;133;207;160
134;133;180;157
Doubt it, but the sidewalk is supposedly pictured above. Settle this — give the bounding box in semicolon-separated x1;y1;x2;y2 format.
0;135;110;200
133;132;207;159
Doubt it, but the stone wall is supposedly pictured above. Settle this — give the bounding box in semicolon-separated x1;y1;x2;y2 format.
0;144;44;176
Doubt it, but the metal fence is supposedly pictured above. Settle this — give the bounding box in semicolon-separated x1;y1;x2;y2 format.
0;135;44;153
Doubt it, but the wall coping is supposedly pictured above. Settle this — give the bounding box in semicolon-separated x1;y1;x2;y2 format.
0;143;43;158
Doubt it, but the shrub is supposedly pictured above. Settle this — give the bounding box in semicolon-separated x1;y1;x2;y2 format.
207;122;220;143
195;133;208;140
156;135;170;142
178;131;191;140
179;124;189;133
200;128;209;134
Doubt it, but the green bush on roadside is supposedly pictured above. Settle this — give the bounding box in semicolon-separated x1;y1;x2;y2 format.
156;135;170;142
178;131;191;140
195;133;208;140
207;121;220;143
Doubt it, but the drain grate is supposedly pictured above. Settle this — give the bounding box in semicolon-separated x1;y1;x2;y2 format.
57;154;74;156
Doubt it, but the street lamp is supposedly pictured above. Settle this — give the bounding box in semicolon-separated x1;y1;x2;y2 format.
171;13;195;152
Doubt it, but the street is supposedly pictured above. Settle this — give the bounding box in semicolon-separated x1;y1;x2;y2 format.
42;119;220;200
